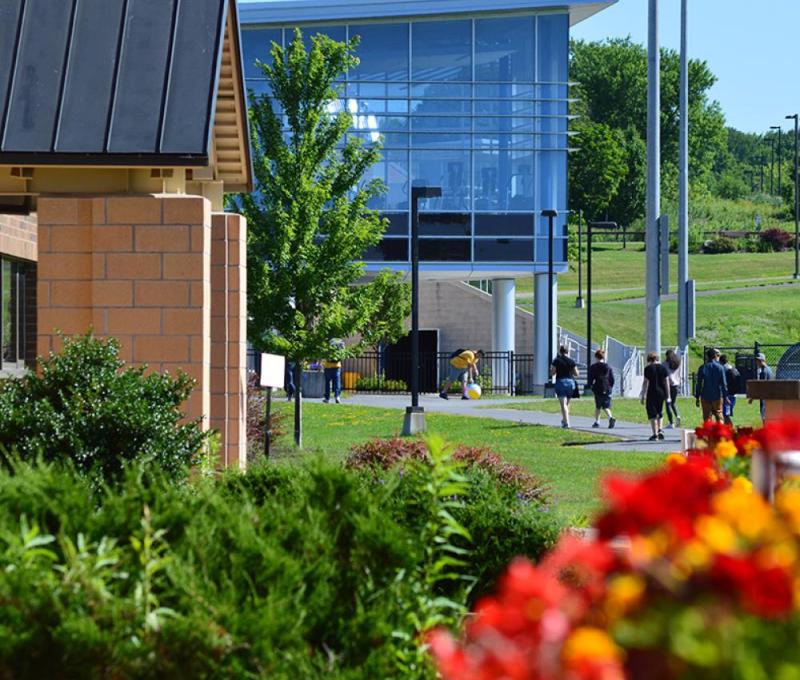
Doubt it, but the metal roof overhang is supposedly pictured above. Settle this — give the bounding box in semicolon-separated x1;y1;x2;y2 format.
0;0;252;194
239;0;616;26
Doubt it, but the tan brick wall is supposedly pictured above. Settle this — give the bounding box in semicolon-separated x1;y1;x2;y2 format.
418;281;533;354
210;213;247;469
0;212;37;261
36;195;224;455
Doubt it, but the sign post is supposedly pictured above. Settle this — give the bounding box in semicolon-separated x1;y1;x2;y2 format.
260;353;286;457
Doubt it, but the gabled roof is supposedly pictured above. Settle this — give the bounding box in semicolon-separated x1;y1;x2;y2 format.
0;0;252;191
239;0;616;27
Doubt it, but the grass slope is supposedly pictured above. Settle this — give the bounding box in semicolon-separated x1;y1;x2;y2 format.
270;401;663;522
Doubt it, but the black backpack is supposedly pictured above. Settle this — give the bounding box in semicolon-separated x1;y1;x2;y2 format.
726;366;742;395
593;363;610;393
449;348;467;360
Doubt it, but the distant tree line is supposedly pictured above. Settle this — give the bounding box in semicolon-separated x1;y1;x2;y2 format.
569;38;792;226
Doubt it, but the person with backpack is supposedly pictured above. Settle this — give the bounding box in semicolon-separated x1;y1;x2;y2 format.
719;354;741;424
663;349;682;429
641;352;671;440
586;349;616;429
440;348;484;400
550;346;579;429
748;352;773;423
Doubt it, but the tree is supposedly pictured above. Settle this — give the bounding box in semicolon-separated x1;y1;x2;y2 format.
236;31;411;447
568;118;627;221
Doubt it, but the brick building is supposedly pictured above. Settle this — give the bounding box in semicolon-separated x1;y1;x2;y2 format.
0;0;252;468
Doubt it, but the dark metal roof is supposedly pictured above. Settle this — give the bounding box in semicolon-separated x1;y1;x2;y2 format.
0;0;231;167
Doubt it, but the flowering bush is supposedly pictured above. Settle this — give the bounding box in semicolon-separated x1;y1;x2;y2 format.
429;418;800;679
346;437;548;503
685;420;758;480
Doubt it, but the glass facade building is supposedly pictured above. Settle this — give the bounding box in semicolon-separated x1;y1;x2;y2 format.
240;9;572;274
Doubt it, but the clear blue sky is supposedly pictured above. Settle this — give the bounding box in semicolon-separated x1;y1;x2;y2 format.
572;0;800;134
238;0;799;134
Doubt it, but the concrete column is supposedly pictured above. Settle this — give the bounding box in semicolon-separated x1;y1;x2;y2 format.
646;0;662;355
534;273;557;392
491;278;515;390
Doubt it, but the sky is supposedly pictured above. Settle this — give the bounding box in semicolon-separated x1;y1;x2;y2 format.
237;0;799;135
572;0;800;134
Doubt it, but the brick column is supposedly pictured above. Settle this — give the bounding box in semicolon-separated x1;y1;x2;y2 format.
210;212;247;469
37;194;212;433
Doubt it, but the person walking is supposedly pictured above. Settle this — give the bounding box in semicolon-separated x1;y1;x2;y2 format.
284;360;296;402
748;352;773;423
719;354;741;424
586;348;616;429
662;349;682;429
641;352;671;440
694;348;728;423
440;349;484;400
550;346;579;429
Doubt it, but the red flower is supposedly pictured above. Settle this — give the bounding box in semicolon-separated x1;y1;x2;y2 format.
754;416;800;456
595;457;723;541
696;420;735;445
711;554;794;619
540;536;618;609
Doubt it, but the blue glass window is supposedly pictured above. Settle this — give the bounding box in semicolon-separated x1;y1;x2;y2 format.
475;17;535;82
474;150;534;211
537;152;567;215
411;132;471;149
411;150;471;211
350;23;409;82
475;239;534;262
412;20;472;82
241;28;281;79
474;213;535;237
363;150;409;211
537;14;568;83
364;238;409;262
419;239;471;261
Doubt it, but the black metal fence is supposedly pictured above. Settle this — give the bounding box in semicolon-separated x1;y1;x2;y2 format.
247;349;540;395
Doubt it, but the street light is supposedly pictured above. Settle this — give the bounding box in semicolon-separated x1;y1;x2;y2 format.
787;114;799;279
575;209;585;309
586;221;618;373
771;125;782;196
402;185;442;436
769;137;776;195
542;209;558;389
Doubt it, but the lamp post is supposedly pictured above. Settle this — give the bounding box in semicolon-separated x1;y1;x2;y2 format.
586;221;618;372
771;125;782;196
402;185;441;436
543;209;558;389
575;209;585;309
787;114;799;279
760;157;765;193
769;137;775;195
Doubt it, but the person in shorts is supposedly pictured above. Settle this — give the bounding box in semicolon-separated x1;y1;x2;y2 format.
550;346;578;429
586;348;616;429
641;352;670;440
440;349;483;400
663;349;682;429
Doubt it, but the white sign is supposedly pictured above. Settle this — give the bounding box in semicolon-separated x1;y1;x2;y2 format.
260;353;285;388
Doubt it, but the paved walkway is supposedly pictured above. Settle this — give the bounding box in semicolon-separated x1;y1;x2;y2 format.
617;280;799;305
342;394;683;453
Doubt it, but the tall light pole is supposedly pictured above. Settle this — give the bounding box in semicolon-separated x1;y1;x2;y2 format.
787;114;799;279
677;0;690;352
769;137;775;195
402;185;441;436
771;125;782;195
646;0;661;355
575;209;584;309
543;209;558;387
760;157;765;193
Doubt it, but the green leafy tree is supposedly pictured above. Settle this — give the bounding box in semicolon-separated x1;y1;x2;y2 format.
235;31;411;447
569;118;627;221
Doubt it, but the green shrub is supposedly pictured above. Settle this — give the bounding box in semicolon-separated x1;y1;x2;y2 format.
0;334;206;487
354;373;408;392
703;236;738;254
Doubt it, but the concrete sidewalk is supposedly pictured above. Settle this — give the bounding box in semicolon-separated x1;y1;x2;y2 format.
341;394;683;453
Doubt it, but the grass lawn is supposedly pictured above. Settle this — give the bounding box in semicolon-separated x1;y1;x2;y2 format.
270;401;664;523
492;396;763;430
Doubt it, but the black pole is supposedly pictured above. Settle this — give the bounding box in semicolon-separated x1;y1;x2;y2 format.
293;361;302;448
576;209;583;308
404;186;440;432
543;209;557;386
789;114;800;280
760;157;765;193
772;126;782;196
587;221;592;370
264;386;273;457
770;138;775;195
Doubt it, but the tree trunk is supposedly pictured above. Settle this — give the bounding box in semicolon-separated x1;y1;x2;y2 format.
293;361;302;448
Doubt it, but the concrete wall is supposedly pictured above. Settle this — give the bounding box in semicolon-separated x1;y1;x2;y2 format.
418;281;533;354
36;195;247;468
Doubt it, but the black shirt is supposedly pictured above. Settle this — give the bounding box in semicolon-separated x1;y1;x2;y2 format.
644;362;668;398
587;362;614;394
552;355;576;380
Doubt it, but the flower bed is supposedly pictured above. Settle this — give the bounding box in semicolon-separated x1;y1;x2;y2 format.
430;417;800;679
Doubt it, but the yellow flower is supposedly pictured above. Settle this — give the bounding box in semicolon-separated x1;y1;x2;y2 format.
713;487;776;542
678;539;712;571
695;515;738;554
777;489;800;536
605;574;645;621
715;440;738;459
666;453;687;466
731;476;754;494
562;627;622;664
